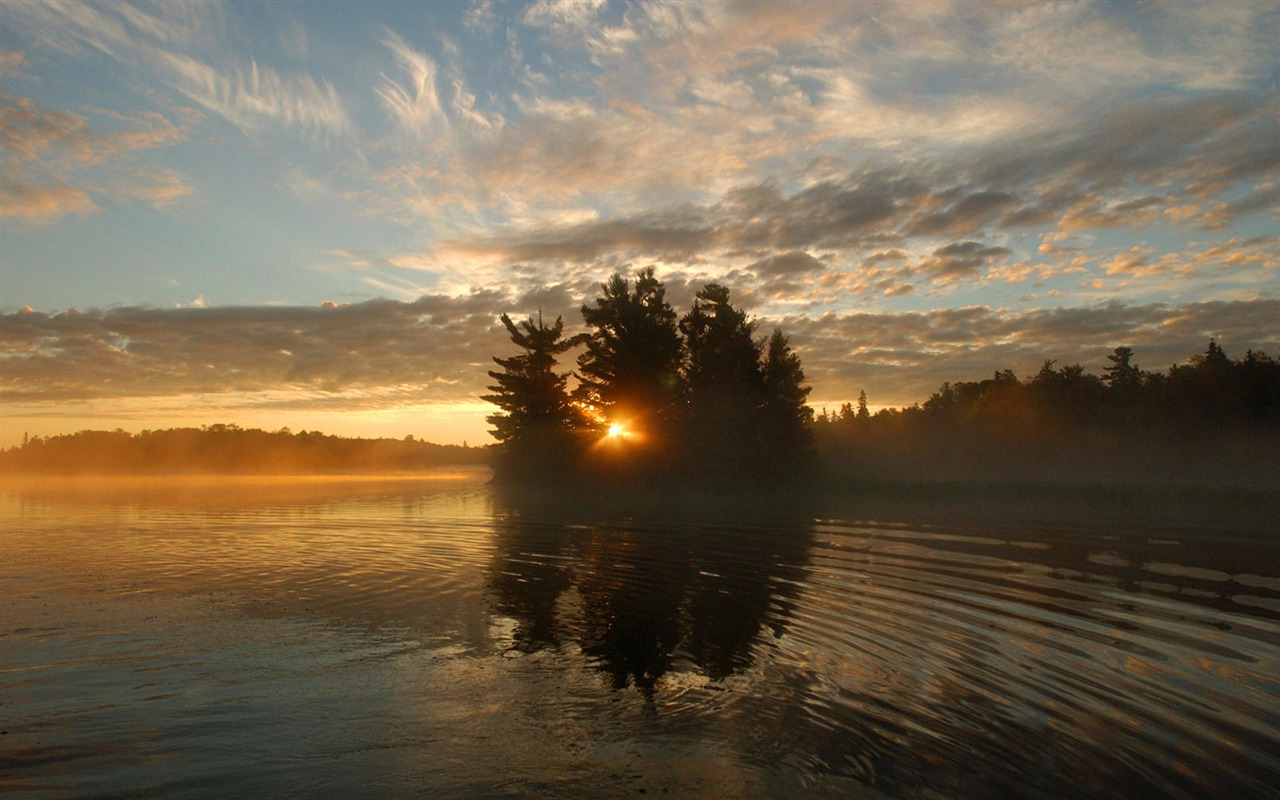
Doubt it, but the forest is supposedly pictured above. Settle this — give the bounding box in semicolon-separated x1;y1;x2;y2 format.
6;283;1275;490
814;340;1280;489
0;424;485;475
487;269;1280;492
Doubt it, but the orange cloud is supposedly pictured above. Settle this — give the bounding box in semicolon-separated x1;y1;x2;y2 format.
0;180;97;224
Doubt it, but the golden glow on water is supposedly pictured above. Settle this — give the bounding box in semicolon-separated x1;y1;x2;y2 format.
0;470;490;508
2;479;1278;798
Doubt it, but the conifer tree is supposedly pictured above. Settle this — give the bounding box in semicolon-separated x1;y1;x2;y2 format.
760;329;814;479
576;269;682;432
483;313;584;477
678;283;766;482
1104;346;1142;392
680;284;764;410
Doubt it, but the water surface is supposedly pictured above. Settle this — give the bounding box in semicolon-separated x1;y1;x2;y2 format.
2;476;1277;798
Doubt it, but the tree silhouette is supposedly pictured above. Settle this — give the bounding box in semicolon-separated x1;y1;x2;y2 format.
482;312;585;478
575;269;683;437
760;329;815;481
678;283;767;482
480;270;816;491
1239;349;1280;417
1200;339;1230;372
680;284;762;399
1104;346;1142;395
811;339;1280;488
0;426;482;474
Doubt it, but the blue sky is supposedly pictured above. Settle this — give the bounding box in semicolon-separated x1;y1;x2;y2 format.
2;0;1278;446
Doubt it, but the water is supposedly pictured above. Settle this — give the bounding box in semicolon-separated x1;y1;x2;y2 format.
2;476;1278;799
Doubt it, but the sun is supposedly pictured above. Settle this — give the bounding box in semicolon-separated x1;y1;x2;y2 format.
606;422;625;438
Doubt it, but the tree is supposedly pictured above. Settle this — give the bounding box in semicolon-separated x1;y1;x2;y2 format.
1238;349;1280;418
480;270;819;491
759;329;814;480
576;269;683;434
1103;346;1142;392
1200;339;1231;372
680;284;762;399
482;312;584;477
678;283;766;482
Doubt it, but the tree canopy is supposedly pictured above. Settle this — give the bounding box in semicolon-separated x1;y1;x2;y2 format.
575;268;683;433
484;271;813;490
482;312;585;477
814;340;1280;488
485;276;1279;492
0;425;484;474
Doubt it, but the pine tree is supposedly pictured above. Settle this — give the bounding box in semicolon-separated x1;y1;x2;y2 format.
482;312;584;478
678;283;766;483
760;329;814;480
576;269;682;433
1104;346;1142;393
680;284;762;397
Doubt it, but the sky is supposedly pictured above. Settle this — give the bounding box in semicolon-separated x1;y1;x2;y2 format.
2;0;1278;448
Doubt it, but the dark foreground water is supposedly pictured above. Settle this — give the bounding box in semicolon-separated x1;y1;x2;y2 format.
2;476;1277;799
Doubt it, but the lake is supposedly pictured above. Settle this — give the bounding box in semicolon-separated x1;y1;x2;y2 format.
2;475;1277;799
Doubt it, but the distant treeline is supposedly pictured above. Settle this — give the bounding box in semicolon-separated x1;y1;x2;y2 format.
0;424;489;475
815;341;1280;489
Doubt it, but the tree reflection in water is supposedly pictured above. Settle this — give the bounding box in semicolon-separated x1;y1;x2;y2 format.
487;492;813;696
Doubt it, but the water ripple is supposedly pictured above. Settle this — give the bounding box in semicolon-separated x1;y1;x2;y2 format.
2;480;1277;799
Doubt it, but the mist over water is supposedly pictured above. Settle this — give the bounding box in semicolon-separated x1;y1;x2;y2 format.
2;476;1277;799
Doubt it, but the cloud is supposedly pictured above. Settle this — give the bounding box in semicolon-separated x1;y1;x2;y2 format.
1101;246;1167;278
0;91;194;222
971;93;1278;196
0;295;515;405
377;30;447;137
1;0;141;58
159;51;349;139
0;93;89;161
1190;234;1280;272
0;92;190;164
9;293;1276;423
906;190;1019;238
788;298;1280;408
442;168;920;272
436;88;1276;256
749;251;826;277
523;0;608;33
3;2;1278;388
356;1;1277;301
1196;184;1280;230
0;49;27;80
3;1;347;142
1057;194;1167;231
979;2;1272;94
447;208;715;264
914;242;1013;285
0;181;98;224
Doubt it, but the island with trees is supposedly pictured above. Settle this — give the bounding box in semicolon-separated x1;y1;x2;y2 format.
6;273;1275;494
486;270;1280;495
484;269;813;492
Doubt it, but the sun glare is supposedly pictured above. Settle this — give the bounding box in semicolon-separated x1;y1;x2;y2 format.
606;423;625;438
